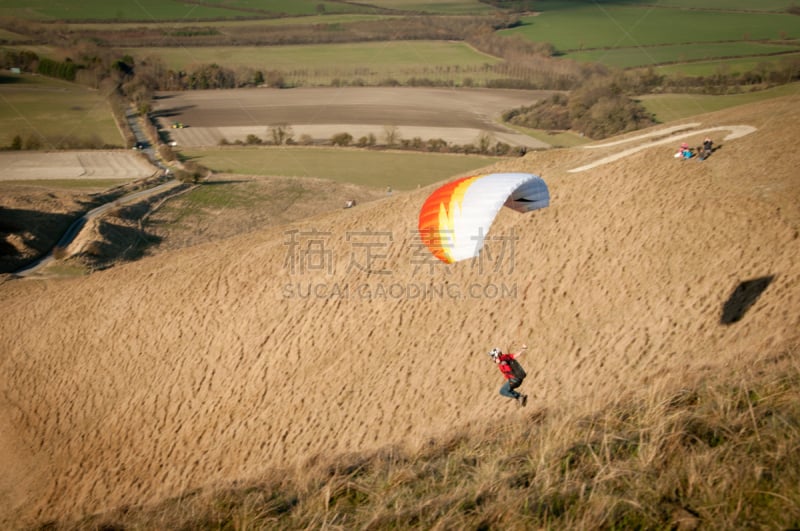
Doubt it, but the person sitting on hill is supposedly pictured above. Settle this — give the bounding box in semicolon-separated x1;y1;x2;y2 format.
682;144;694;160
675;142;693;160
699;137;714;160
489;345;528;407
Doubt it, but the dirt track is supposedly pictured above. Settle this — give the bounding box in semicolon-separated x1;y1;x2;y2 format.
1;96;799;526
153;87;555;148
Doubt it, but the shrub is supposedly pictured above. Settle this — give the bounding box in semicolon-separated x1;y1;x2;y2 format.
158;144;177;162
494;142;511;156
265;70;286;88
503;78;654;139
24;135;43;150
426;138;448;152
175;161;210;184
331;132;353;146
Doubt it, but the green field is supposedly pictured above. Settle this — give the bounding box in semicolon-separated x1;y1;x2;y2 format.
502;7;800;52
0;28;28;41
125;40;500;70
181;147;503;189
531;0;798;14
194;0;361;15
63;14;396;31
122;40;503;86
0;73;123;148
566;42;800;69
351;0;494;14
638;81;800;122
654;53;800;77
0;0;362;21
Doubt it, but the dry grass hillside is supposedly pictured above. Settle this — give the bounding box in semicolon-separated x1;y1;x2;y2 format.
1;96;799;528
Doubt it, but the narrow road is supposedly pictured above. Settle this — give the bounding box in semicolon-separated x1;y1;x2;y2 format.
15;110;180;277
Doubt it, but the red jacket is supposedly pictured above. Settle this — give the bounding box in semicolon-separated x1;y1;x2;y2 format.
497;353;517;380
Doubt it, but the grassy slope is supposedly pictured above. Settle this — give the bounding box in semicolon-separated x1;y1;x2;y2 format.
78;352;800;529
15;94;797;530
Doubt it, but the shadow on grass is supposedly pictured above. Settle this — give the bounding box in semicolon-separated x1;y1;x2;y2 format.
0;74;25;84
200;179;252;186
151;105;196;119
720;275;774;325
87;219;163;268
1;206;84;274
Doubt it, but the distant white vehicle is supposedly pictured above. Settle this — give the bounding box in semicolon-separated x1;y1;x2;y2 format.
169;141;178;147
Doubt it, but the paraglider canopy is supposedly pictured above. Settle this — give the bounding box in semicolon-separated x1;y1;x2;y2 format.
418;172;549;263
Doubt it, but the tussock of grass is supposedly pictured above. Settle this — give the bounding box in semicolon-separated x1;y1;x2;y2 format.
63;349;800;530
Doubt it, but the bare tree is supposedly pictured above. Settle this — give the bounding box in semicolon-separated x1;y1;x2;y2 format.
269;123;294;145
383;125;400;147
477;132;494;154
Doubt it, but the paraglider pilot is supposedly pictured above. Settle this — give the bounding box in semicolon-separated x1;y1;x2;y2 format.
489;345;528;407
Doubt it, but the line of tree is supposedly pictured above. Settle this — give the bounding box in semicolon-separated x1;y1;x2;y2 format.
218;126;527;156
36;57;77;81
2;132;117;150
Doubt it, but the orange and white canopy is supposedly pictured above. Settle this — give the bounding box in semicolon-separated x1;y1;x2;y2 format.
418;172;549;263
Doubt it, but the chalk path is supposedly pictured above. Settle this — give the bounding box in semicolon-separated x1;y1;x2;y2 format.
567;125;757;173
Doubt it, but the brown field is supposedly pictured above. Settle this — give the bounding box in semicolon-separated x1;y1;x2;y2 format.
0;151;156;181
1;96;799;527
153;87;556;148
